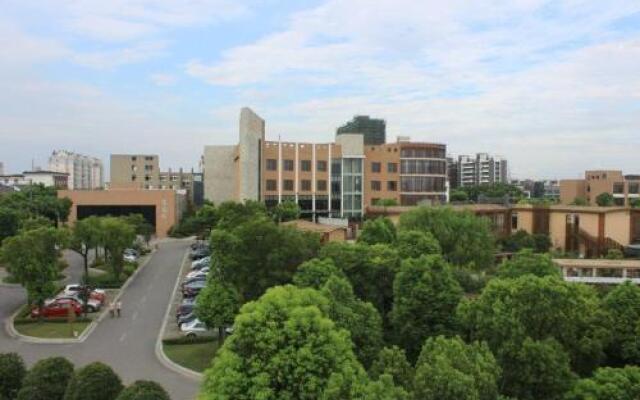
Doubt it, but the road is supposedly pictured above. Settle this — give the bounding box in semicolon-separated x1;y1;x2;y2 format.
0;240;200;400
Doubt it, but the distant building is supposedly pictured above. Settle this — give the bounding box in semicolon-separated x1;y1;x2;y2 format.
454;153;508;187
0;170;69;189
0;162;4;176
109;154;202;206
511;179;560;200
48;150;104;190
447;157;459;189
203;108;447;219
560;170;640;206
336;115;386;146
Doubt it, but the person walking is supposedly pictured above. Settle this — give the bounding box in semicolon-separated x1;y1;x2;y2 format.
109;302;115;318
116;300;122;317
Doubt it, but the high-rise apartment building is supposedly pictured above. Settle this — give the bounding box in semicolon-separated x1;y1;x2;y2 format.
454;153;508;187
560;170;640;206
203;108;447;219
48;150;104;189
336;115;386;145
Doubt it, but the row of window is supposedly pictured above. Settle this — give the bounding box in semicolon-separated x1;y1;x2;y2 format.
370;181;398;191
400;148;446;158
400;176;446;192
400;159;446;175
266;159;328;172
266;179;328;192
370;162;398;173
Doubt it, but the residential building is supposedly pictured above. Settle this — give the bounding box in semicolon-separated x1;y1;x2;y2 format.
203;107;447;219
454;153;509;187
0;170;69;189
59;188;187;238
336;115;386;145
560;170;640;206
48;150;104;189
447;157;459;189
110;154;202;205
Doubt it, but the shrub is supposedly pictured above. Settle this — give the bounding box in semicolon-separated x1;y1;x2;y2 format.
115;381;170;400
0;352;26;399
63;362;123;400
17;357;74;400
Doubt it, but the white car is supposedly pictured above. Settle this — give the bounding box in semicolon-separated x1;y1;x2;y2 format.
186;267;209;279
63;284;106;303
180;319;215;338
190;256;210;270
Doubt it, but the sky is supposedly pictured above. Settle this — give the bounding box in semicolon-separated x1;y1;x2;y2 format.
0;0;639;180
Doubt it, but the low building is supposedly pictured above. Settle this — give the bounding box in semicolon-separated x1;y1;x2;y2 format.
59;188;187;238
0;170;69;189
555;258;640;285
282;219;347;243
560;170;640;206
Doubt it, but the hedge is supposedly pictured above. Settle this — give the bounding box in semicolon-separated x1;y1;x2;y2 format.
162;336;217;345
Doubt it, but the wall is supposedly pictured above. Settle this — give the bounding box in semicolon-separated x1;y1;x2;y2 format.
203;145;237;204
559;180;586;204
238;107;265;201
548;212;568;250
364;143;401;207
606;210;631;245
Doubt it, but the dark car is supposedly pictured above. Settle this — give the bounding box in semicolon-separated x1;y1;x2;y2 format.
182;280;206;297
177;311;198;327
625;244;640;258
176;298;196;318
190;248;210;261
182;275;206;288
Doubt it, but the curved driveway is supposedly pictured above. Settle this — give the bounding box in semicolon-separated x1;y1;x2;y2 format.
0;240;200;400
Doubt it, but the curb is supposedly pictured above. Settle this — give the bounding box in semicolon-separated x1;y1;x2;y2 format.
5;249;156;344
155;246;204;381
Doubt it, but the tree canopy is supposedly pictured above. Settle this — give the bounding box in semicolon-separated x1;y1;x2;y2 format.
596;192;615;207
565;366;640;400
357;217;397;245
115;381;170;400
0;352;26;400
496;250;560;279
603;282;640;365
63;362;123;400
17;357;75;400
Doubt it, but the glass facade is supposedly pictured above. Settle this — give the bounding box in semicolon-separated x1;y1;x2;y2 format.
342;158;364;218
400;159;446;174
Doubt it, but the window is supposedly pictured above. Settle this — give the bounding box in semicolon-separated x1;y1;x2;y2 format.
131;156;137;161
301;160;311;171
266;159;277;171
284;160;294;171
387;163;398;173
284;179;294;191
145;175;151;181
400;176;446;192
371;180;381;191
266;179;277;191
145;165;153;171
317;160;327;172
371;162;381;173
131;175;137;181
317;180;327;191
387;181;398;191
145;156;154;161
511;212;519;230
301;180;311;191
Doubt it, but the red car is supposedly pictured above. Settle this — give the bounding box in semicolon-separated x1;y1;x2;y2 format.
31;298;83;319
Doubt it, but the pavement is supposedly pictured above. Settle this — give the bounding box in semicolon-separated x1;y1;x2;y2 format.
0;240;200;400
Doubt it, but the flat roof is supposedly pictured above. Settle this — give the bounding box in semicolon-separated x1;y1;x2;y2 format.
554;258;640;268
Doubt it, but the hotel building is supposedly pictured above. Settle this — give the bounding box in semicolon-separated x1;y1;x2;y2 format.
203;108;447;219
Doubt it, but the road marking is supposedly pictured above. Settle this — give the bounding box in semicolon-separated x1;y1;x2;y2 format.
119;333;127;342
132;311;138;321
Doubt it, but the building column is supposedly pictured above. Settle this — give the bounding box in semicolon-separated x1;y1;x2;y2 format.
278;139;282;203
328;145;332;214
295;143;299;204
312;143;316;216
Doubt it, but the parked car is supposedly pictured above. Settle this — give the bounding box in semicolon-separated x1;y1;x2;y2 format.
123;248;139;263
182;280;206;298
182;275;207;288
186;267;209;280
180;319;214;338
190;256;210;270
56;294;102;313
625;244;640;258
177;311;198;328
31;298;83;319
176;298;196;318
191;241;208;251
63;284;106;304
190;247;210;261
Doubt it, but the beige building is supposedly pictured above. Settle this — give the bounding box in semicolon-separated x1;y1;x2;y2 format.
560;170;640;206
203;107;447;218
369;204;640;258
59;188;186;238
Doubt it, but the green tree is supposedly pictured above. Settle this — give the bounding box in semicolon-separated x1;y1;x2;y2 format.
565;366;640;400
215;200;268;231
63;362;123;400
630;198;640;208
115;381;170;400
0;352;26;400
596;192;614;207
0;207;20;244
120;214;153;245
293;258;346;289
100;217;136;281
358;218;396;245
606;249;624;260
449;189;469;202
199;285;369;399
270;200;300;223
603;282;640;365
17;357;74;400
1;227;68;314
19;216;54;232
196;278;241;344
571;197;589;206
497;250;561;279
210;217;320;301
457;276;609;377
499;338;575;400
390;255;463;362
319;242;401;321
413;336;501;400
462;184;524;202
358;374;410;400
369;346;414;392
321;276;384;368
396;230;441;259
69;216;102;282
399;207;495;270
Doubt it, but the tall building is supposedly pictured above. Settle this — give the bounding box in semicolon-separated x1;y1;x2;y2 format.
455;153;508;187
203;108;447;219
48;150;104;190
109;154;202;205
560;170;640;206
336;115;386;145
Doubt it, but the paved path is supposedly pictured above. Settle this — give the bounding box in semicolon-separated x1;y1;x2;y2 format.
0;240;200;400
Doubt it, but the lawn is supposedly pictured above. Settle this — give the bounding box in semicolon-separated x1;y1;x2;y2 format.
164;341;219;372
14;321;91;339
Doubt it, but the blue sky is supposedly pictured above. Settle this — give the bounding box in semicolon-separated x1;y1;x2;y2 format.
1;0;639;179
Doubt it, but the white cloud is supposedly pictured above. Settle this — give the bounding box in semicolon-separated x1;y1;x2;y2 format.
73;41;169;69
150;72;177;86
